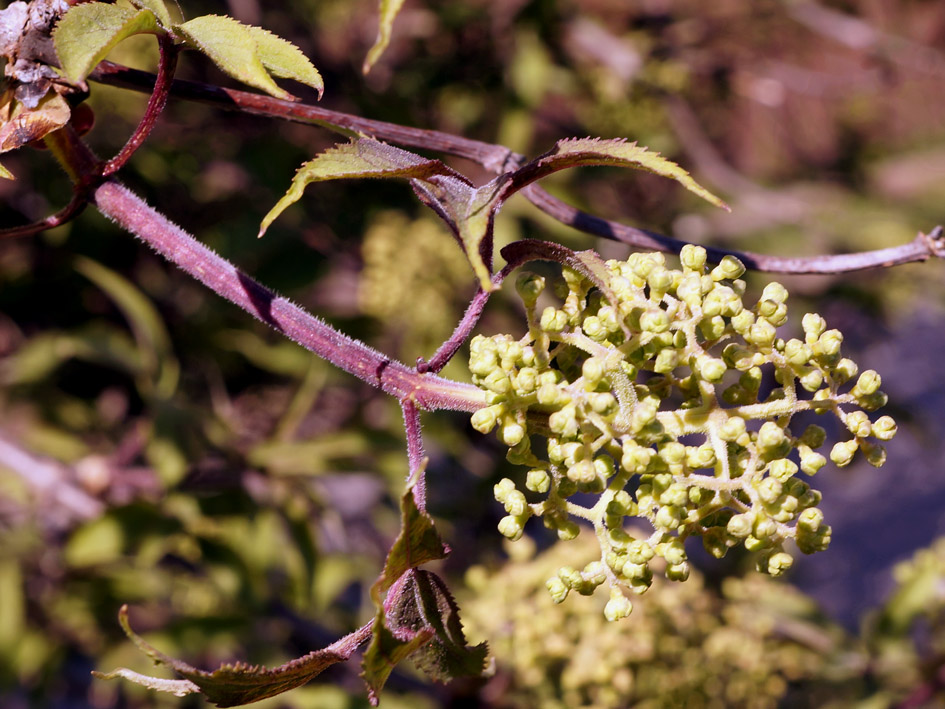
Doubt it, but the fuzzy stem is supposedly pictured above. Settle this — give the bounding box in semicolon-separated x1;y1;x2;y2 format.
401;399;426;510
91;180;486;413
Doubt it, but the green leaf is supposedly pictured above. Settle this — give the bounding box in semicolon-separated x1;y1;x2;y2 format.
175;15;288;99
363;0;406;74
507;137;730;211
371;461;449;602
0;161;12;180
93;606;371;707
361;601;434;706
129;0;172;28
258;139;467;238
245;25;323;98
54;3;162;81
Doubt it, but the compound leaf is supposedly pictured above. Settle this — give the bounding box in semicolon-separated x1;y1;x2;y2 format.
507;137;729;211
93;606;370;707
175;15;287;99
363;0;406;74
54;3;161;81
245;25;323;98
259;139;467;237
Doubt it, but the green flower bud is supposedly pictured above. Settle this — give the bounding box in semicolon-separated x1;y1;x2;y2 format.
627;540;655;564
503;489;528;517
540;306;568;332
784;339;812;366
829;439;858;467
549;405;579;438
498;514;525;541
516;272;545;305
557;565;583;589
698;356;727;382
546;576;569;604
622;442;653;473
748;320;777;348
680;244;707;272
498;421;526;447
582;356;606;386
857;391;889;411
655;505;683;530
589;392;618;415
802;313;827;342
525;468;550;493
769;458;798;482
766;551;794;577
556;519;580;540
757;299;788;326
582;315;607;341
871;415;897;441
608;527;632;549
514;367;539;394
799;424;827;448
494;477;516;503
582;561;607;587
816;329;843;359
640;308;671;333
798;367;824;393
757;477;783;504
647;266;673;296
862;440;886;467
845;410;871;439
758;422;788;453
832;358;858;385
799;448;827;475
471;405;503;434
761;282;789;305
718;415;747;442
482;368;512;394
853;369;881;396
723;343;755;371
703;527;731;559
730;309;755;335
699;315;726;341
687;444;716;469
744;535;768;552
710;255;746;281
797;507;824;534
754;515;778;539
727;513;753;538
666;562;690;582
676;273;704;307
536;381;562;406
661;540;687;566
604;588;633;621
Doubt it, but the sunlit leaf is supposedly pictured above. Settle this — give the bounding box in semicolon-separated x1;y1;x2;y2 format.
258;139;467;237
175;15;288;99
53;3;162;81
129;0;172;28
506;137;730;211
93;606;371;707
363;0;406;74
0;160;12;179
245;25;323;98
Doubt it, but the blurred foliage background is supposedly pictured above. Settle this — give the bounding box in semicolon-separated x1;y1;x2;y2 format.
1;0;945;706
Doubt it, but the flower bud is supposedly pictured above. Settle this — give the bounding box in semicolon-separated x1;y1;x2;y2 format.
640;309;670;333
766;551;794;577
471;405;503;434
783;339;811;367
769;458;799;482
604;588;633;621
845;410;871;439
540;306;568;332
799;448;826;475
498;514;525;541
666;562;690;582
525;468;550;493
829;439;858;467
515;272;545;305
802;313;827;342
727;513;753;538
710;255;746;281
582;356;606;386
797;507;824;534
871;415;897;441
498;421;526;447
546;576;569;604
698;357;727;382
680;244;707;272
853;369;881;396
748;320;777;348
832;358;858;384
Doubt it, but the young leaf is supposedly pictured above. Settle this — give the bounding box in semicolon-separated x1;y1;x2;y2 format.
363;0;406;74
505;137;730;211
0;161;13;180
129;0;172;28
175;15;288;100
258;139;467;238
93;605;372;707
245;25;323;98
54;3;162;81
361;598;435;706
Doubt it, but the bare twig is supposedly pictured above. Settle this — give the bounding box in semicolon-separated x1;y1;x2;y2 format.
87;60;945;275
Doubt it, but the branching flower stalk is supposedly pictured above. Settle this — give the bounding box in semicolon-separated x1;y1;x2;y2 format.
470;246;897;620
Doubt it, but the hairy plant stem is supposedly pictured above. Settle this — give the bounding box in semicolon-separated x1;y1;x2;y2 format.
91;180;485;413
401;399;426;510
88;60;945;274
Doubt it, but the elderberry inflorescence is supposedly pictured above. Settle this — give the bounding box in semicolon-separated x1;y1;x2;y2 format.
469;246;896;618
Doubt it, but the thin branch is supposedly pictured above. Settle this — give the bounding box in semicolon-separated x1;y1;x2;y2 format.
0;191;88;238
91;180;486;414
87;61;945;275
401;399;426;510
102;34;179;177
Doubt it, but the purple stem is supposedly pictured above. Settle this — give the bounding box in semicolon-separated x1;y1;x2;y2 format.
400;399;426;510
91;180;486;414
103;35;178;177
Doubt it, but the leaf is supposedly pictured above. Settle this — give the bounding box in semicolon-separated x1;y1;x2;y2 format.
506;137;730;211
371;460;449;602
245;25;323;98
363;0;406;74
53;3;162;81
258;139;467;238
129;0;172;28
93;606;371;707
176;16;286;99
361;599;435;706
0;92;71;153
0;160;12;180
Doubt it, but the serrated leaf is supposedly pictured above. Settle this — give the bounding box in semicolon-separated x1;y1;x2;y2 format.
259;139;467;238
506;137;730;211
93;605;370;707
0;161;13;179
371;461;449;603
361;599;434;706
129;0;172;28
54;3;161;81
363;0;406;74
245;25;323;98
501;240;620;309
175;15;287;99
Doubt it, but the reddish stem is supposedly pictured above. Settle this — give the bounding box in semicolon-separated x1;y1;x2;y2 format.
103;35;178;177
401;399;426;510
91;180;485;413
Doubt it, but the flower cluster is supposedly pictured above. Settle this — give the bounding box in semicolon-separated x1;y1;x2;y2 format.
469;246;896;617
